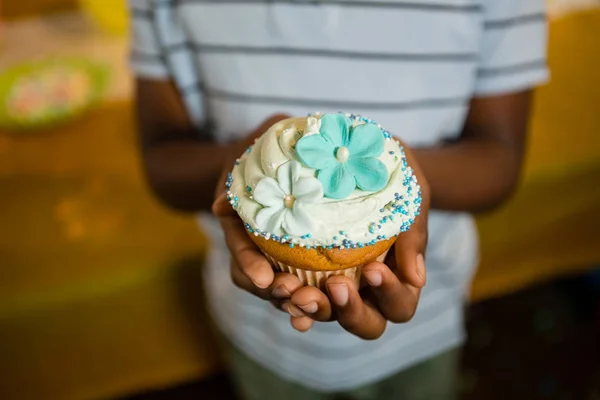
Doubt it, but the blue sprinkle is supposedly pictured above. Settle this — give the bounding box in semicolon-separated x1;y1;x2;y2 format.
358;243;364;248
389;151;395;155
333;236;338;240
284;234;289;240
246;186;252;192
289;243;294;248
379;208;385;213
327;245;333;249
248;229;254;233
339;230;345;235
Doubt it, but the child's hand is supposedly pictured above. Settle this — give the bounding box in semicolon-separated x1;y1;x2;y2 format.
213;114;312;319
290;142;430;339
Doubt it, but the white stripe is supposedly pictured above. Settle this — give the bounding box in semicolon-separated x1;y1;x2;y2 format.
196;54;476;102
479;24;548;69
483;0;545;21
203;98;469;146
179;4;481;54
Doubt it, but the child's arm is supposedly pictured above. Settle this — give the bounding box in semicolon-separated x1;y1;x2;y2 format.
414;91;533;212
136;79;286;212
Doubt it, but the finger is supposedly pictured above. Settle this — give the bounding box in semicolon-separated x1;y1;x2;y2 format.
212;192;236;218
391;224;427;288
326;276;387;340
290;285;332;322
265;273;304;301
362;261;421;323
221;215;274;289
280;301;306;318
392;140;429;288
231;259;302;302
290;316;315;332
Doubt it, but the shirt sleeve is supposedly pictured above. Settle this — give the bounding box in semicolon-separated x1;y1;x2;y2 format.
128;0;170;79
474;0;550;96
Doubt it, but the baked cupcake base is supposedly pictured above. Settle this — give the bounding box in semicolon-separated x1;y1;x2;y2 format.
264;253;363;288
248;234;395;289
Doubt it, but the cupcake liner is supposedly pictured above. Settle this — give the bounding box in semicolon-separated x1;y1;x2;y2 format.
263;250;389;289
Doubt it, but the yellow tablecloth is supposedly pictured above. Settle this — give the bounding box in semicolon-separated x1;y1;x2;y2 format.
1;8;599;400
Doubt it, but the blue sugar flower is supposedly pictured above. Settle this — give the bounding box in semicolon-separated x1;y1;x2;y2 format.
295;113;388;199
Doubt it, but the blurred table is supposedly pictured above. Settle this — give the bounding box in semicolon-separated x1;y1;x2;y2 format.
1;8;600;400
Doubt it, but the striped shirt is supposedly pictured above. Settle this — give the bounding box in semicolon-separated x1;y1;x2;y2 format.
129;0;548;391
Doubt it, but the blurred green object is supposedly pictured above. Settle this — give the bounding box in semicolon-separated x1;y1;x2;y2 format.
0;58;108;130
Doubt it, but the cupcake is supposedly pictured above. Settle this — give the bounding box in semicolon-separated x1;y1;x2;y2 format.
226;113;422;289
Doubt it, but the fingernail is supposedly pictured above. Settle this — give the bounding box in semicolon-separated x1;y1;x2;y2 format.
283;303;304;318
272;285;290;299
328;283;349;307
416;254;426;282
251;278;270;290
298;301;318;314
364;270;382;287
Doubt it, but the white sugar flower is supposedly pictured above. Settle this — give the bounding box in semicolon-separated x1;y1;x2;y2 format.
253;160;323;236
303;116;321;137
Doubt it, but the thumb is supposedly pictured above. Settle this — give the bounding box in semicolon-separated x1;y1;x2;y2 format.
389;235;426;289
212;192;236;218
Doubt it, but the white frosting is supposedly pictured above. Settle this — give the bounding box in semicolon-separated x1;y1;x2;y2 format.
229;115;421;248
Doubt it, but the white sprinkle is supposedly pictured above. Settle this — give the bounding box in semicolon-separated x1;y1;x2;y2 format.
270;162;277;169
315;111;321;116
254;232;259;236
229;200;235;204
377;124;382;128
299;243;305;248
339;245;345;250
265;233;271;240
345;112;351;117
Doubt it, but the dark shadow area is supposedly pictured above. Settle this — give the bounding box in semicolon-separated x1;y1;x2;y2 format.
122;269;600;400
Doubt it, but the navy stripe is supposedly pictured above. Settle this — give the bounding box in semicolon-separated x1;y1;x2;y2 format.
181;83;467;110
131;51;164;62
174;0;481;12
188;43;477;62
165;41;195;53
478;59;546;77
484;12;546;29
130;8;153;18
